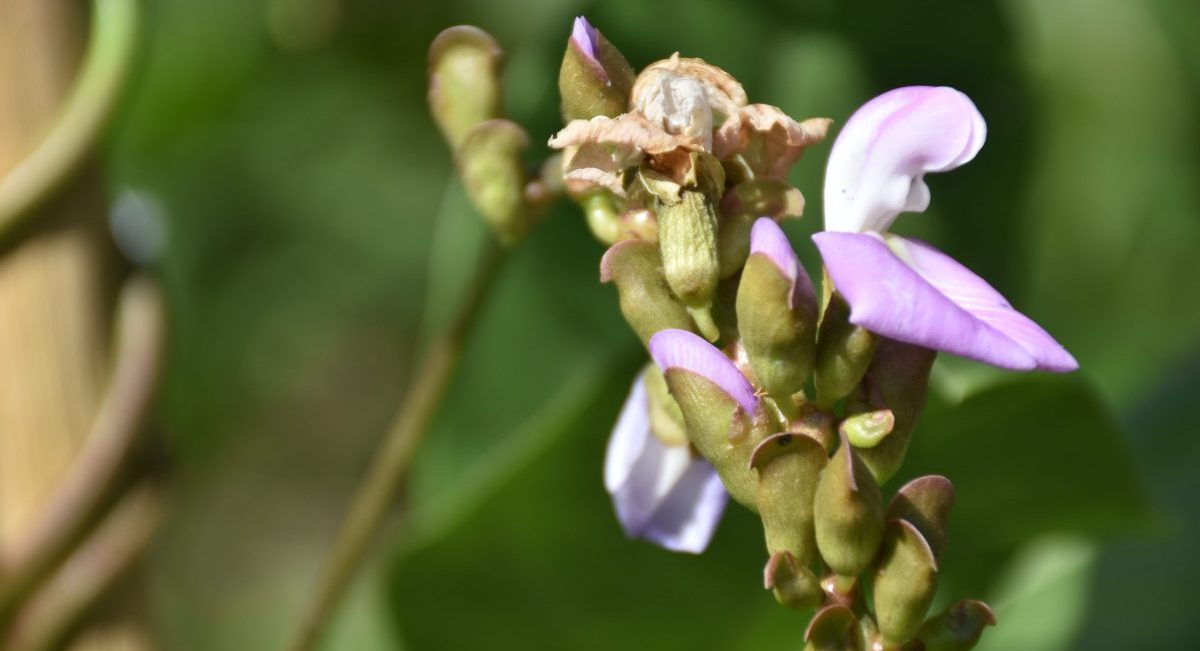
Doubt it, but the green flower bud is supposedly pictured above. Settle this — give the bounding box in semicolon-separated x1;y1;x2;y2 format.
640;155;725;341
849;339;936;484
916;599;996;651
717;179;805;277
599;240;694;345
814;291;876;406
764;551;822;612
736;243;818;411
428;26;503;150
885;475;954;560
558;17;636;121
874;519;938;646
841;409;894;449
456;119;533;244
813;436;884;576
749;433;826;563
581;191;623;245
803;605;856;651
662;368;765;509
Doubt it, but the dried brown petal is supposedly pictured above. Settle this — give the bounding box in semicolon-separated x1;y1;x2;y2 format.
714;105;832;180
548;113;700;154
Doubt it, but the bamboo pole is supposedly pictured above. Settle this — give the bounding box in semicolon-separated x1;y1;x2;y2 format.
0;1;148;649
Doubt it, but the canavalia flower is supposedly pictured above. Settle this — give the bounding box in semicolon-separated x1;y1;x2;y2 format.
813;86;1077;371
604;372;728;553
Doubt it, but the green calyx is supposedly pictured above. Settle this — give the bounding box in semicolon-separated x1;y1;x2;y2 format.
717;180;805;277
640;155;726;341
736;252;817;413
849;339;936;484
764;551;822;612
428;26;504;150
916;599;996;651
558;27;635;121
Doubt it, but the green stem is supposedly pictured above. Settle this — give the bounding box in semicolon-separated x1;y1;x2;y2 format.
0;0;139;245
287;239;506;651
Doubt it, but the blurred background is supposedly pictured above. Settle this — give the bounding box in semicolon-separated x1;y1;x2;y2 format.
8;0;1200;648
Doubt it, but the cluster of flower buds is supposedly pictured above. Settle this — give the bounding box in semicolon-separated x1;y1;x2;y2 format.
427;26;552;243
552;16;1077;651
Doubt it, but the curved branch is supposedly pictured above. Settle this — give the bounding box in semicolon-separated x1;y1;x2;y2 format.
0;275;166;627
0;0;140;243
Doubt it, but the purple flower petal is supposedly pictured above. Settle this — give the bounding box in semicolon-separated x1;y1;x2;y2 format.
749;217;816;310
570;16;600;65
605;375;729;554
813;232;1077;372
823;86;986;233
648;329;758;414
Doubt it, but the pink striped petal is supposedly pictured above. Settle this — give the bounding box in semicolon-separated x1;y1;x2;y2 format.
823;86;986;233
749;217;816;311
648;329;758;414
813;232;1077;372
604;375;728;553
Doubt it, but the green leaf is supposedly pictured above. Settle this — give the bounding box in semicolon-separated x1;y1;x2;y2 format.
899;374;1151;597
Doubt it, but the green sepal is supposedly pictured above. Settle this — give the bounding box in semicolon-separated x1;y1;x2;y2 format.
736;253;817;411
599;239;694;346
558;25;635;121
885;475;954;560
456;119;532;244
750;433;826;563
803;605;856;651
764;551;822;612
662;368;765;510
874;519;939;646
813;436;884;576
841;409;894;449
916;599;996;651
813;291;876;406
428;26;504;149
718;180;805;277
849;339;936;484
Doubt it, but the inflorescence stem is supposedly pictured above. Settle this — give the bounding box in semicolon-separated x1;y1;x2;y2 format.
288;239;506;651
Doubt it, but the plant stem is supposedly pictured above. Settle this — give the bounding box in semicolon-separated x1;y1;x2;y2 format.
288;238;506;651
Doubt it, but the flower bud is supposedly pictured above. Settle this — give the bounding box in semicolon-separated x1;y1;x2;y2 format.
813;436;884;576
840;409;894;449
640;154;725;340
849;338;936;484
764;551;822;612
813;290;876;406
559;17;636;121
650;330;766;509
581;191;623;245
456;119;533;244
750;433;826;563
803;604;856;651
885;475;954;560
874;519;938;645
428;26;504;150
717;179;804;277
736;219;818;410
916;599;996;651
599;240;694;345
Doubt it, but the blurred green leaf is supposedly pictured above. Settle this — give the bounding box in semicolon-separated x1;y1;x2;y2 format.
901;374;1151;597
389;362;807;651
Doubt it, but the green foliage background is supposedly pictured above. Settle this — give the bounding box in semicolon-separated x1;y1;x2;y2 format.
103;0;1200;648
